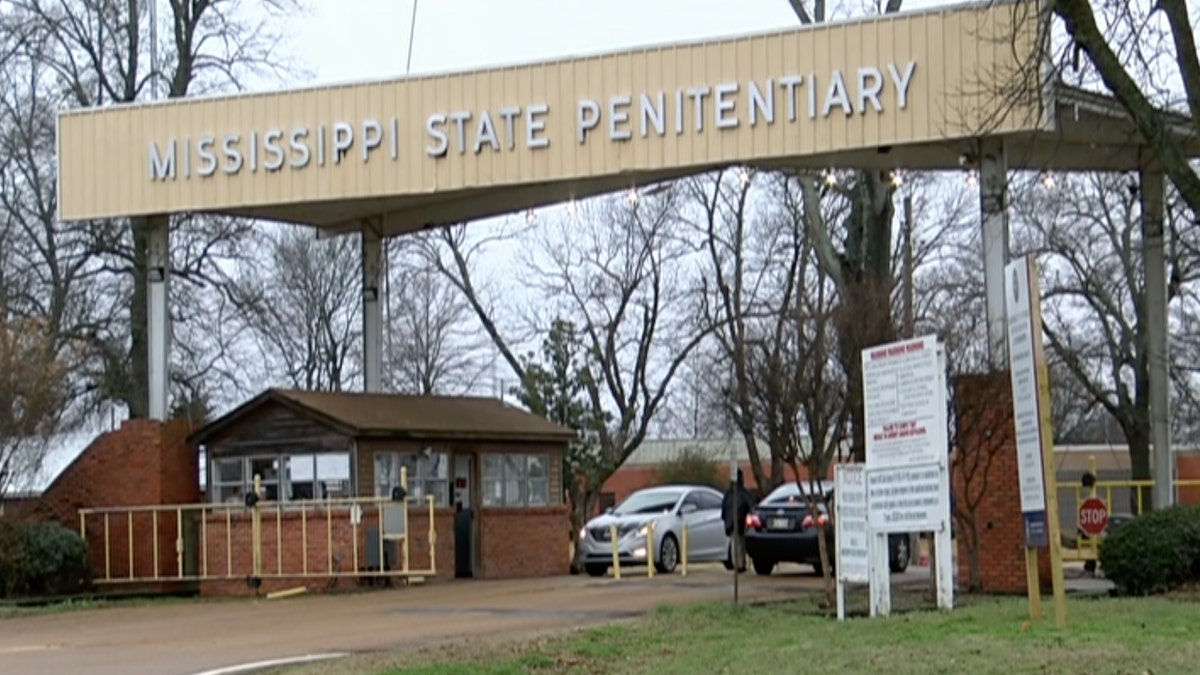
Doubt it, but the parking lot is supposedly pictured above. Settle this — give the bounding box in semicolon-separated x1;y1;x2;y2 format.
0;563;931;675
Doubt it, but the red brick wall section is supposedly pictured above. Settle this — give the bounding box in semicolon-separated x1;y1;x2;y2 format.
952;372;1053;594
198;505;455;597
480;507;570;579
1176;452;1200;505
14;419;201;584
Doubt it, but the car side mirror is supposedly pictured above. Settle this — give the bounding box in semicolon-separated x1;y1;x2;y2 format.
680;503;697;515
604;506;614;514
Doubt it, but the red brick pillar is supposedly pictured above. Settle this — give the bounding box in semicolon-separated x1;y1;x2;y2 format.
31;419;201;582
952;372;1051;593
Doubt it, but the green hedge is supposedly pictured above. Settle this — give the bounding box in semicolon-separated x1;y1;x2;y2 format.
0;521;92;598
1099;505;1200;596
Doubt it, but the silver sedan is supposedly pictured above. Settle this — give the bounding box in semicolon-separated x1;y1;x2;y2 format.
578;485;729;576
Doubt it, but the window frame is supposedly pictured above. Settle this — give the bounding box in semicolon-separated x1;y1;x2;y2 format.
373;450;451;508
482;453;551;507
208;451;353;505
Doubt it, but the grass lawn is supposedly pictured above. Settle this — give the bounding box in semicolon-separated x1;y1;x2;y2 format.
341;594;1200;675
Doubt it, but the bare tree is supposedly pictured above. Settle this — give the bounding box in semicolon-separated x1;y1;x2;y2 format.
518;189;708;491
780;0;907;463
231;228;361;392
1013;172;1200;509
1051;0;1200;214
0;301;74;500
425;190;708;567
3;0;305;418
685;168;798;492
749;239;848;605
384;239;493;396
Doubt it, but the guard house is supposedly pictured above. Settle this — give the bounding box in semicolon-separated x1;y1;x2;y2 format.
187;389;574;587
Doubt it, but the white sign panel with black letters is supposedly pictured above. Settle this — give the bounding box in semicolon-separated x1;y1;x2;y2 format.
835;464;870;585
862;335;950;534
858;334;954;616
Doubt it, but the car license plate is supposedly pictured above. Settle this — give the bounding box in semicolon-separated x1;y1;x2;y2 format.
769;517;790;530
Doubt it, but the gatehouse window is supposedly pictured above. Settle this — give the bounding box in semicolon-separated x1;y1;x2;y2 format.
208;452;352;504
374;451;449;507
482;453;549;507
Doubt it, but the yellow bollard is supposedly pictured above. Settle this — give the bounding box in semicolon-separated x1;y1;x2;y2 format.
647;521;655;578
681;524;688;576
427;494;437;575
1089;455;1098;498
610;524;621;580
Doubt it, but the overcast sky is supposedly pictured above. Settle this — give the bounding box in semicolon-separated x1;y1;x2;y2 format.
291;0;947;86
282;0;955;396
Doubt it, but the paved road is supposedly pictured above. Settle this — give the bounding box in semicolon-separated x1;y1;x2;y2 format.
0;564;925;675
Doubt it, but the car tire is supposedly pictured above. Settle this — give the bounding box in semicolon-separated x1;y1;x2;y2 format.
752;558;775;576
889;535;911;573
655;534;679;574
584;563;608;578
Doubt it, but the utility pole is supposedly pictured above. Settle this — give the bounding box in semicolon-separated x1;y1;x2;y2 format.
903;192;915;339
148;0;160;100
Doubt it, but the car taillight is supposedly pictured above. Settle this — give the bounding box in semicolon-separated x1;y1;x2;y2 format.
801;514;829;529
745;513;762;530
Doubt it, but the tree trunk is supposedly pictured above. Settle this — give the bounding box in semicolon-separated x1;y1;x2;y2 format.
836;277;895;462
1126;423;1153;514
816;521;834;608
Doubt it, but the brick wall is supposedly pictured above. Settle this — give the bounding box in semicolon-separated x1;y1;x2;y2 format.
198;505;457;597
14;420;200;585
952;372;1051;593
199;504;571;595
479;506;570;578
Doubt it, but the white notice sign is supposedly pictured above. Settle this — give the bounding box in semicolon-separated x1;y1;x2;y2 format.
862;334;951;536
866;463;944;532
835;464;869;584
862;335;946;470
1005;255;1050;548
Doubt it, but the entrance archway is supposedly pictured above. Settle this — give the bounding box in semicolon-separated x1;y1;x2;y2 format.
56;1;1199;507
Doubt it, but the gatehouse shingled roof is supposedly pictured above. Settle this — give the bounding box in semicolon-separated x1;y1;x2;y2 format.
188;388;577;444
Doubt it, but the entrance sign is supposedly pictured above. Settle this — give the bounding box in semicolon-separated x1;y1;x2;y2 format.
1004;254;1067;628
55;3;1046;225
1078;498;1108;537
860;334;953;617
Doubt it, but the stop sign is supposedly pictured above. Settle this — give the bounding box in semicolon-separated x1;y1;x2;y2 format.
1078;497;1109;536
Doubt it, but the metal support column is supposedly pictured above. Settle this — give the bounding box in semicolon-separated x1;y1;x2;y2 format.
147;214;171;421
1140;170;1174;509
362;222;384;393
980;141;1010;371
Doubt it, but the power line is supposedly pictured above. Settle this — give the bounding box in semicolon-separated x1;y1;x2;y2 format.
405;0;419;75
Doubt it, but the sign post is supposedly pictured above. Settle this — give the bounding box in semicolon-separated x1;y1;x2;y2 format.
861;334;953;616
1005;254;1067;627
835;464;869;621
